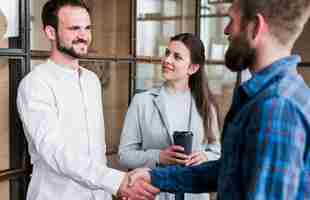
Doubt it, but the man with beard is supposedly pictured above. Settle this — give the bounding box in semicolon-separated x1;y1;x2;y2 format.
128;0;310;199
16;1;158;200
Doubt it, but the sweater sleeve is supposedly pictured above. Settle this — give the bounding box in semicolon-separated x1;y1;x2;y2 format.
118;94;161;169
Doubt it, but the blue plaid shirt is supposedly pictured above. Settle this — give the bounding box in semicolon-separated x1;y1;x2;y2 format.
151;55;310;200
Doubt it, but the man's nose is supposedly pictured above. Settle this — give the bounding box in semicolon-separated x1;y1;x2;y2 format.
224;25;229;36
164;54;173;63
77;29;89;38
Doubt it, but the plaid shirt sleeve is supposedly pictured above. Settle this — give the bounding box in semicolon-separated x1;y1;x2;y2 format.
150;160;219;193
243;96;306;200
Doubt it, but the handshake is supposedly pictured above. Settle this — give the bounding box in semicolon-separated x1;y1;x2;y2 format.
117;168;160;200
116;143;210;200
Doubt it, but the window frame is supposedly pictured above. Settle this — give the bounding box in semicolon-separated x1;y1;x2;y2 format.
0;0;32;200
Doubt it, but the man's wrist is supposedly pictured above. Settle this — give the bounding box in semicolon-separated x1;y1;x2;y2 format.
116;173;129;198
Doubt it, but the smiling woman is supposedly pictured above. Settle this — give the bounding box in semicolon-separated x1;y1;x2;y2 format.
119;33;221;200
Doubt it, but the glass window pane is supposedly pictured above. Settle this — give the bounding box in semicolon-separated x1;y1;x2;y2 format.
200;1;234;121
137;0;196;57
201;17;229;61
293;20;310;63
0;1;21;49
206;64;236;121
200;1;230;60
30;0;50;51
135;63;164;92
201;0;230;16
298;66;310;86
80;60;130;169
90;1;131;57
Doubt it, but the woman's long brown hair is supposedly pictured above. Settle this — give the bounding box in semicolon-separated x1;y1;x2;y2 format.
171;33;221;143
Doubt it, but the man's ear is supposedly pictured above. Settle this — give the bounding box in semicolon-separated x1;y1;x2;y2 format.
44;25;57;41
188;64;200;75
250;13;268;45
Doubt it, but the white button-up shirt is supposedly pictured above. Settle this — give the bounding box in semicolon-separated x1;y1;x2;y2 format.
17;60;125;200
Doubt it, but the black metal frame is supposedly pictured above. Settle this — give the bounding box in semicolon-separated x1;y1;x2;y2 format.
0;0;31;200
1;1;308;200
208;0;227;4
129;0;136;103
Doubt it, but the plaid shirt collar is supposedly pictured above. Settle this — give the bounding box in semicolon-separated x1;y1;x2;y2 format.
241;55;301;98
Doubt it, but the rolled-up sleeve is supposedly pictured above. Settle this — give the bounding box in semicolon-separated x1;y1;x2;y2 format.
151;160;219;193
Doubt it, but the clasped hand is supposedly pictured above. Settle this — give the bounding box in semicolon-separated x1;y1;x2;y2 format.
117;168;160;200
117;145;208;200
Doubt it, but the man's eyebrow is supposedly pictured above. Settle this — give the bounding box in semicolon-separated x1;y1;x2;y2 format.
86;24;93;29
67;24;93;29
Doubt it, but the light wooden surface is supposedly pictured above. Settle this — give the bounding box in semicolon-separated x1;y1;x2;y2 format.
0;61;9;171
0;61;9;200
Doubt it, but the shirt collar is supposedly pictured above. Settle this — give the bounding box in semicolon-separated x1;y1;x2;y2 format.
241;55;301;98
47;59;82;77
